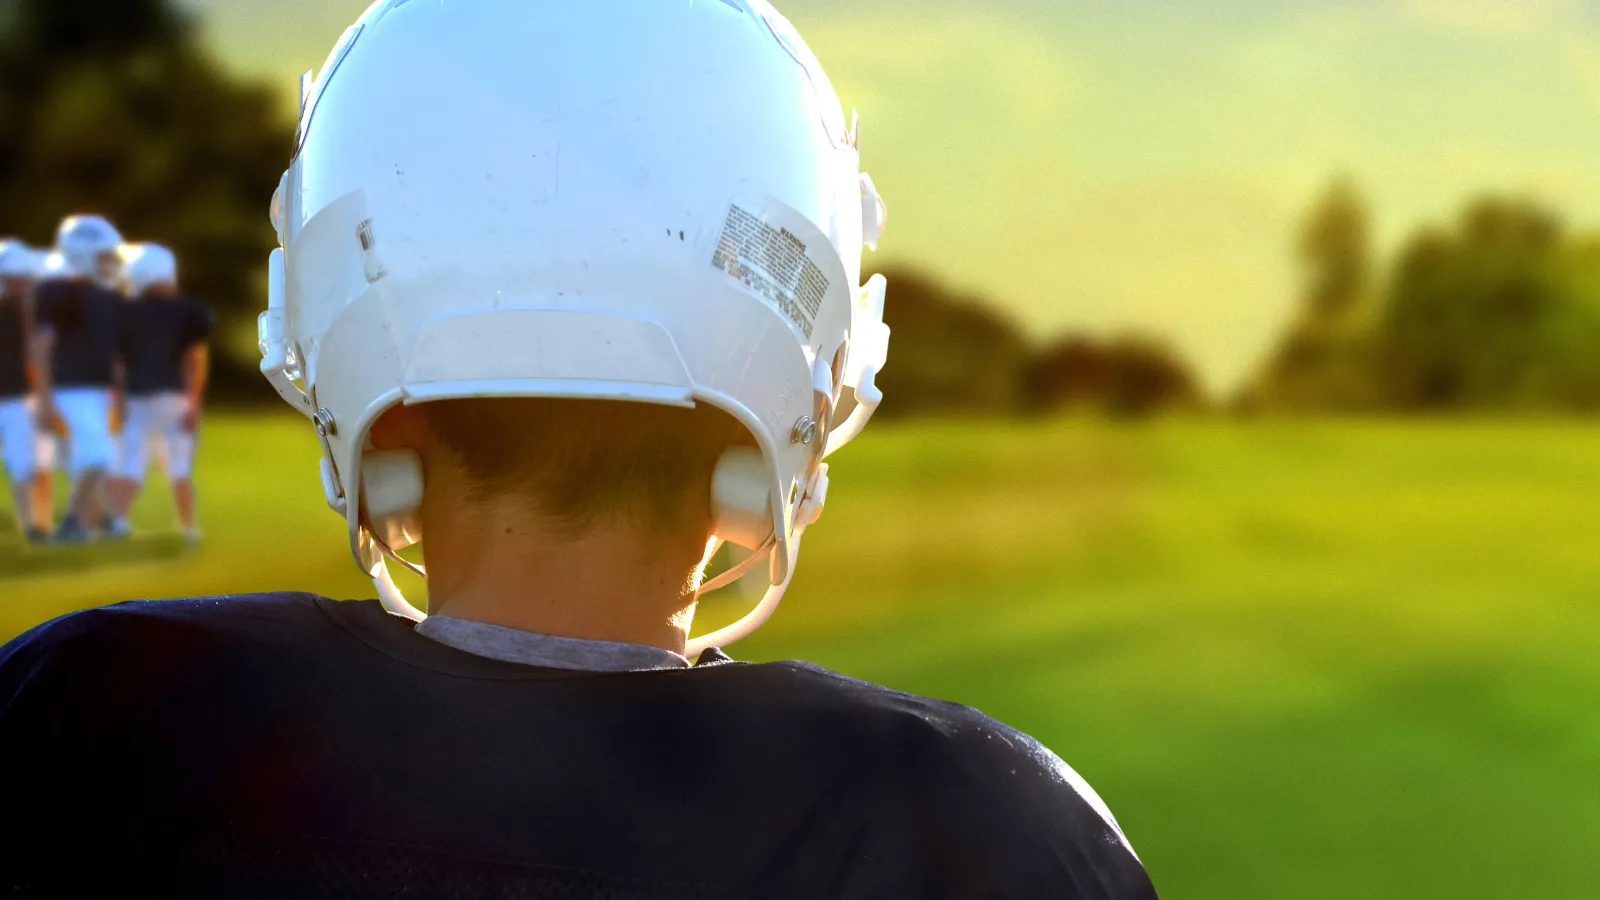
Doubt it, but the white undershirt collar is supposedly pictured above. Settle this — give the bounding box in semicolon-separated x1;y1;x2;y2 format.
413;615;689;672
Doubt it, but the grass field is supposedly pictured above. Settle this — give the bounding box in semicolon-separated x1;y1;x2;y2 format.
4;413;1600;897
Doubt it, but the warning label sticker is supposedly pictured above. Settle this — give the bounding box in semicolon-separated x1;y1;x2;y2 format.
711;203;829;339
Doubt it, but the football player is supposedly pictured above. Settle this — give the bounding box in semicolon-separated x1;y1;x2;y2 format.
105;243;212;542
26;252;68;533
30;214;125;542
0;3;1158;897
0;240;46;542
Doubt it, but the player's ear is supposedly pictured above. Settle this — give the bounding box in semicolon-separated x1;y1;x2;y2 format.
355;405;427;554
363;406;430;553
369;404;429;452
710;447;774;550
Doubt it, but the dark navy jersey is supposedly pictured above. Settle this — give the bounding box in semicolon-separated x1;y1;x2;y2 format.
118;293;213;396
0;291;27;398
0;594;1156;899
33;278;122;388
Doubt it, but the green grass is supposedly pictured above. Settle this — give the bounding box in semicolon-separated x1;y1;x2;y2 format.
5;413;1600;897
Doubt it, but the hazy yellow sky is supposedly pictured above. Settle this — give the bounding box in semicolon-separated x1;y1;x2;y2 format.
183;0;1600;391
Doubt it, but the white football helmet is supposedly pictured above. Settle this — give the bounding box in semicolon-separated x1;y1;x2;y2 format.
0;240;43;279
39;252;67;279
260;0;890;655
120;243;179;296
54;214;124;284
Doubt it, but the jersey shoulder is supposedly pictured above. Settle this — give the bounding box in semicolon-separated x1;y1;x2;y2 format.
5;592;330;645
31;278;71;308
32;278;68;298
764;661;1130;818
752;661;1153;894
182;295;216;333
0;593;335;698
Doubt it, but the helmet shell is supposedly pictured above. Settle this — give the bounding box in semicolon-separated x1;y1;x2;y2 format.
263;0;890;644
120;243;179;296
0;240;43;279
54;214;123;280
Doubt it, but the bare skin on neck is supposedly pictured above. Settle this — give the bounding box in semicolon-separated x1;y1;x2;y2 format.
370;407;711;656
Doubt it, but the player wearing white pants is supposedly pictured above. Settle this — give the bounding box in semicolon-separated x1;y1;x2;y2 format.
0;239;46;540
51;387;116;477
34;215;127;541
118;392;196;483
0;397;37;536
107;243;211;541
0;398;33;483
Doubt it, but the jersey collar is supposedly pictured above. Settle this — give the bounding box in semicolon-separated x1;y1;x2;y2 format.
414;615;690;672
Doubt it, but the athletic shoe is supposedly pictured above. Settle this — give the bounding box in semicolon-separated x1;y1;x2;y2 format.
23;526;49;545
53;516;89;544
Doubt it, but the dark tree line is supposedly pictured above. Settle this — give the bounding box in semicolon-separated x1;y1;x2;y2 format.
872;266;1201;419
1246;178;1600;413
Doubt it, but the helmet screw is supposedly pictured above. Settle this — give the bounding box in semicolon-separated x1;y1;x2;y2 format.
313;407;338;438
791;416;817;445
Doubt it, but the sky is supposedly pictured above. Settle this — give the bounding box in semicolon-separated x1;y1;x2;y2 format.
183;0;1600;392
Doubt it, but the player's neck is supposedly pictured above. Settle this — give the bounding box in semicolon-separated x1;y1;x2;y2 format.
419;481;702;656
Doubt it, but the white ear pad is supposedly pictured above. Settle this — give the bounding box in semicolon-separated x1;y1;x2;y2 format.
361;448;425;551
711;446;774;551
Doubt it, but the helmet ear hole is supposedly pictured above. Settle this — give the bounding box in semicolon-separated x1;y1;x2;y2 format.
362;448;425;551
710;446;773;550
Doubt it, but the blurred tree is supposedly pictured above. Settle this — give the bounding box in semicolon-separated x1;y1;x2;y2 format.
1299;176;1371;323
867;266;1034;417
0;0;292;400
862;266;1204;419
1244;186;1600;414
1098;336;1204;417
1242;177;1382;411
1023;336;1109;410
1378;198;1591;409
1529;237;1600;409
1025;334;1201;418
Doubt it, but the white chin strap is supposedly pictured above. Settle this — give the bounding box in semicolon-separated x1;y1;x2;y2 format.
368;533;798;660
372;557;425;622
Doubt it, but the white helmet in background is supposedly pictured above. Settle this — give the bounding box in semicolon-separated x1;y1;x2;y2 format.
0;240;43;279
54;214;124;284
260;0;890;654
120;243;179;296
40;252;68;279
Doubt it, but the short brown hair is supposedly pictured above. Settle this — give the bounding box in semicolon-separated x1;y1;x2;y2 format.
422;397;749;535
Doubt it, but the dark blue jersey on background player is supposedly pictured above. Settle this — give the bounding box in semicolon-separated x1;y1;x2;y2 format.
0;2;1159;897
0;240;46;541
31;214;126;542
0;246;33;402
107;243;213;542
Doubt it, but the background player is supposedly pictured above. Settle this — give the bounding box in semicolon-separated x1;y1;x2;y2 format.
0;3;1156;895
25;252;69;533
106;243;211;542
0;240;46;542
32;214;125;542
